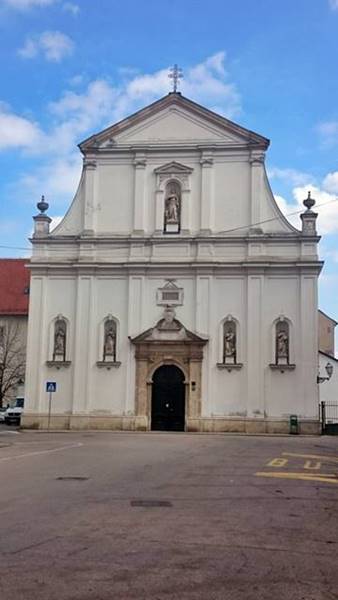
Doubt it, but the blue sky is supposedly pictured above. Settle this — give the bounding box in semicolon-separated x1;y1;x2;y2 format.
1;0;338;321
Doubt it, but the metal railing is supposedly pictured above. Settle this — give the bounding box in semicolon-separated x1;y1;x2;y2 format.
320;401;338;434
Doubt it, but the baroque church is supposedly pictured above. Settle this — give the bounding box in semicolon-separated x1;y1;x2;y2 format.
23;89;322;433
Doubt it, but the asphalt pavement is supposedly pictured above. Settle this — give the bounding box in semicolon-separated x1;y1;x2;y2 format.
0;429;337;600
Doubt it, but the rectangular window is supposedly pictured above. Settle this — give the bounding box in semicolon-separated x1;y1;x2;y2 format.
162;291;179;301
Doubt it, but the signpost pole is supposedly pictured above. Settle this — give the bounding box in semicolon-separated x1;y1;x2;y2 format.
46;382;56;430
48;390;52;430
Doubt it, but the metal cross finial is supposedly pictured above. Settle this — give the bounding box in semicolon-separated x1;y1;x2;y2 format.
168;64;183;93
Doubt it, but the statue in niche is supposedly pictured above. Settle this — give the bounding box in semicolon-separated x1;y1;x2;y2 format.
225;331;236;357
164;181;181;229
163;305;175;324
53;320;66;361
159;305;178;330
223;320;237;363
165;193;179;222
276;321;289;364
103;320;116;361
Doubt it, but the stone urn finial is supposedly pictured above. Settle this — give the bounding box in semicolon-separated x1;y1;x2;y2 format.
36;194;49;214
300;190;318;235
33;194;52;237
303;190;315;212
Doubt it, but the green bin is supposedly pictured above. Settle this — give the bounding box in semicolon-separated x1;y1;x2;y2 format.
289;414;299;434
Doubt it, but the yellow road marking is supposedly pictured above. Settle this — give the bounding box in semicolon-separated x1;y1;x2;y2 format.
267;458;288;467
304;460;321;470
282;452;338;464
256;471;338;484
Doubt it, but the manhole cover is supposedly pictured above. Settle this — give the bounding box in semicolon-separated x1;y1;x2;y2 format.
131;500;172;507
56;477;89;481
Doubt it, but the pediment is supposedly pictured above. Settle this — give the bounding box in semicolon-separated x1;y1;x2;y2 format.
80;93;269;151
154;161;193;175
131;316;208;345
112;108;237;146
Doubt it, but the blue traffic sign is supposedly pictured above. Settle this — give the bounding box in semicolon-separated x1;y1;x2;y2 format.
46;381;57;393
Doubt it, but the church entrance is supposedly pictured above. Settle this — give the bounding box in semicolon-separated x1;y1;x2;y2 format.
151;365;185;431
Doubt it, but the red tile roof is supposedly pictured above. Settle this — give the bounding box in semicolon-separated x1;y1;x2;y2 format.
0;259;30;315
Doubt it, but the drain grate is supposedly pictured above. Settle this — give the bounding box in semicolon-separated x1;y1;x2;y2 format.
56;476;89;481
131;500;172;507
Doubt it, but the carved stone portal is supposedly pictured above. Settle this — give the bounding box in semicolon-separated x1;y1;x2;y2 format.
130;313;208;430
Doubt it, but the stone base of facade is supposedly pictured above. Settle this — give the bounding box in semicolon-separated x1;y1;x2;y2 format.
21;414;320;435
186;417;320;435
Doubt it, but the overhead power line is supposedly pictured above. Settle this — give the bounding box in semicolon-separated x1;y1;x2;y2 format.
1;197;337;253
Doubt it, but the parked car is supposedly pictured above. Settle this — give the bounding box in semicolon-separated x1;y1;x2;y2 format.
0;407;7;423
5;397;24;426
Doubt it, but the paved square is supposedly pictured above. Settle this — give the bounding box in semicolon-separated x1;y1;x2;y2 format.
0;430;337;599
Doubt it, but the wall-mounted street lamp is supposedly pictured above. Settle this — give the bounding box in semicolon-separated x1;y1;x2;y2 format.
317;362;334;384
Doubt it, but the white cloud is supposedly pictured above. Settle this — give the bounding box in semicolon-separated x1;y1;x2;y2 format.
121;52;241;120
317;120;338;147
47;79;117;154
46;52;240;154
0;106;43;150
323;171;338;194
17;38;38;58
275;185;338;235
268;167;314;187
68;74;84;87
5;52;241;207
321;250;338;263
62;2;79;15
3;0;57;8
18;156;82;204
18;30;74;62
273;195;300;229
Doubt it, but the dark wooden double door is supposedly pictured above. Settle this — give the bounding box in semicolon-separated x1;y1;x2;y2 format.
151;365;185;431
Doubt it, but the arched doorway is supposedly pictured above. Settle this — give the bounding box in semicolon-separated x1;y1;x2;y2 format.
151;365;185;431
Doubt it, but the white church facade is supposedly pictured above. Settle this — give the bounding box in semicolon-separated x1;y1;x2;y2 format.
22;92;323;433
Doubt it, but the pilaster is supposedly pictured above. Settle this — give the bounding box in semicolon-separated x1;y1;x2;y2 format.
83;158;97;234
133;153;147;234
155;189;165;233
250;151;265;228
71;276;92;414
200;151;214;233
300;274;319;416
25;276;47;413
246;273;264;416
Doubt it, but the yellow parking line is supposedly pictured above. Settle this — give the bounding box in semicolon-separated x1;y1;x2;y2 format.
256;471;338;484
282;452;338;463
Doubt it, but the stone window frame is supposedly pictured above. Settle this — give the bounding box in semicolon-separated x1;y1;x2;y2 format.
163;178;182;234
46;314;71;368
154;162;193;235
96;314;121;369
156;281;184;307
269;316;296;371
217;315;243;371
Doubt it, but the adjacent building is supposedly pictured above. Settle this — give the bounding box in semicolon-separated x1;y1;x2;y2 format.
0;259;29;406
318;309;337;357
